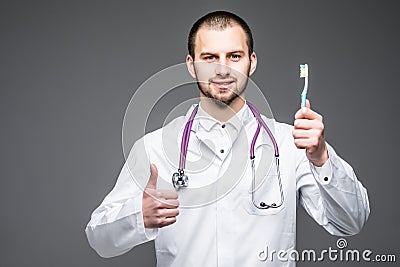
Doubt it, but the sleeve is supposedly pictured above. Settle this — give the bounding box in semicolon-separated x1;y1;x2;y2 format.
85;138;158;258
296;143;370;236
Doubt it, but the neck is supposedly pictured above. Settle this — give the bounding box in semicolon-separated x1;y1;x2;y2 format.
200;94;245;122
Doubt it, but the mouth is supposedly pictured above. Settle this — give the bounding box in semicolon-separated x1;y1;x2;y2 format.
210;79;235;91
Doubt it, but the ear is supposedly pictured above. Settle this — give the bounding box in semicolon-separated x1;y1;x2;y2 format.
249;52;257;76
186;55;196;78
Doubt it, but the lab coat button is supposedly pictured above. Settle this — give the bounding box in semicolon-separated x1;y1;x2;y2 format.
324;177;329;182
220;149;224;153
221;124;226;128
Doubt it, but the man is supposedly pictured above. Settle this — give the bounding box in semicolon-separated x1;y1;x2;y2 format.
85;11;369;266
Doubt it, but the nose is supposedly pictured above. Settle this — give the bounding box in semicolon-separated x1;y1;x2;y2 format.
215;60;231;76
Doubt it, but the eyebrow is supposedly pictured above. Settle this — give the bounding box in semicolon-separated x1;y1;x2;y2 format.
199;50;246;57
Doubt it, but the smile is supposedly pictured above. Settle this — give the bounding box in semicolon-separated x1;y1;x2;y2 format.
210;80;235;90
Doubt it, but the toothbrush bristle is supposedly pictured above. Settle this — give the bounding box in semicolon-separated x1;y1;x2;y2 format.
299;64;308;78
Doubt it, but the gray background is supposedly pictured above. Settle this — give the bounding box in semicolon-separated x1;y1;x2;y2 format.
0;0;399;266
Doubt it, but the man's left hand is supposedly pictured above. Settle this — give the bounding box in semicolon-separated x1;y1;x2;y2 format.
293;99;329;167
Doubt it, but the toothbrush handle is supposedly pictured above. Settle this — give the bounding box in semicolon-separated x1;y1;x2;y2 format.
301;75;309;108
301;93;307;108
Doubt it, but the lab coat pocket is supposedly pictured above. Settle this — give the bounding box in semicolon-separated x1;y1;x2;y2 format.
242;173;286;216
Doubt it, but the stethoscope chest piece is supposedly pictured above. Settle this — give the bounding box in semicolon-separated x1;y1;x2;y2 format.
172;169;188;190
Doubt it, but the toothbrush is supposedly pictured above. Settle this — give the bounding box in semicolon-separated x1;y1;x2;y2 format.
299;63;309;108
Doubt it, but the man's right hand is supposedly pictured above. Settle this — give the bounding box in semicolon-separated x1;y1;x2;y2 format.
142;163;180;228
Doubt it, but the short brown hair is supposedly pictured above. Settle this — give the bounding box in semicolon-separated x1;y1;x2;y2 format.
188;11;254;58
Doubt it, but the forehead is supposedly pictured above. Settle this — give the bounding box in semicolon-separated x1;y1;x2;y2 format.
194;24;248;55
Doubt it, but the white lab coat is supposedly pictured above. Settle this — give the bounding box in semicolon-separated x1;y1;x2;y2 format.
85;103;369;266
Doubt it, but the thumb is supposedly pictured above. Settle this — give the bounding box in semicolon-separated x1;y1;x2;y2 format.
296;99;312;119
305;99;311;110
300;99;311;115
146;163;158;189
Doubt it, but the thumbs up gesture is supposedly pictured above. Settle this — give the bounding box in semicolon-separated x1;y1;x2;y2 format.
142;164;180;228
293;99;329;167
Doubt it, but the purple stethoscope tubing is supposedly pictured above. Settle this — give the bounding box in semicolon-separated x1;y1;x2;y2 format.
179;105;199;170
175;102;284;209
247;102;279;158
179;102;278;169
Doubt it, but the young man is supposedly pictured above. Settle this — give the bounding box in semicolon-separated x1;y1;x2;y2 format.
86;11;369;266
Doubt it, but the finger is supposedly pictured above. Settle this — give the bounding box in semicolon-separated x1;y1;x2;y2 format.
160;208;180;218
144;189;179;204
159;217;177;228
294;137;318;149
293;129;315;139
295;106;322;120
294;119;313;130
156;189;179;200
146;163;158;189
158;199;179;209
294;119;323;130
306;98;311;109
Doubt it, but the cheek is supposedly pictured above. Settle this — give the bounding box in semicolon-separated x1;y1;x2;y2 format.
231;61;250;76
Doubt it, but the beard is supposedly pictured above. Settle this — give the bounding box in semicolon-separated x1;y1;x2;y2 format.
197;81;243;107
195;66;251;108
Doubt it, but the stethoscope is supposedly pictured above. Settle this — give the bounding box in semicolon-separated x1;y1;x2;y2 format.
172;102;284;209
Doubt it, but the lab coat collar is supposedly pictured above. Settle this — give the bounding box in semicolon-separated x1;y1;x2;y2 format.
183;101;253;134
182;102;274;150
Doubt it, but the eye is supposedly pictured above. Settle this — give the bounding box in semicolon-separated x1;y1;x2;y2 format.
230;54;241;61
204;55;216;62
